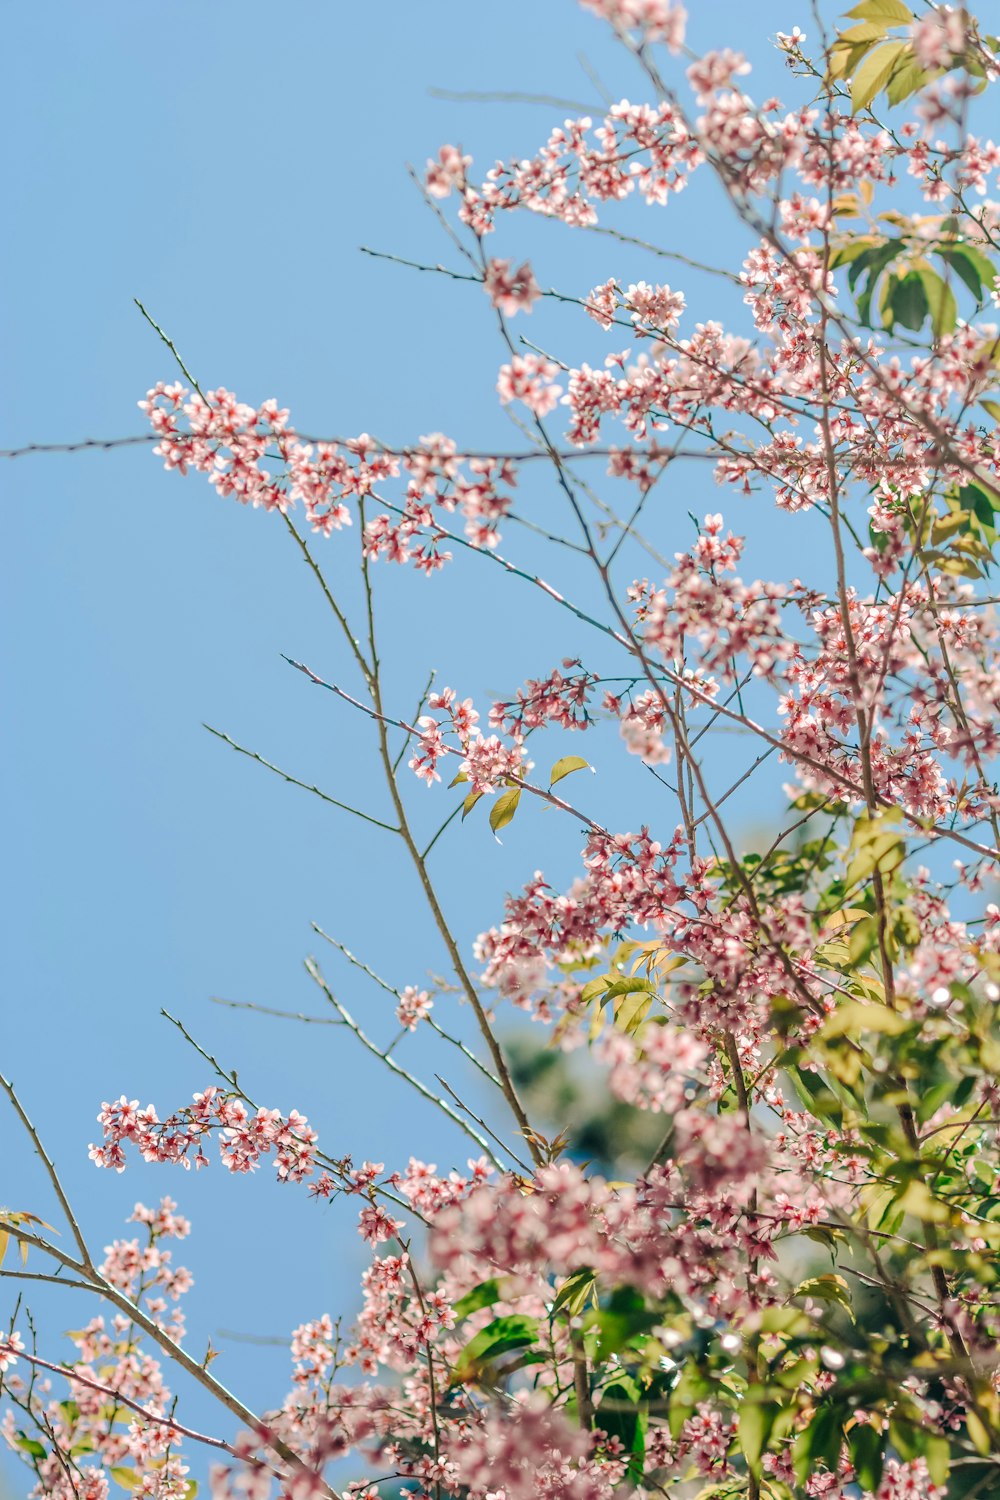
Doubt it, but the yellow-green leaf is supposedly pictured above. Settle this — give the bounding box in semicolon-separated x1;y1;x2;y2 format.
615;991;653;1035
845;808;905;888
852;40;908;112
840;21;891;43
966;1409;992;1456
894;1179;950;1224
847;0;914;22
925;1432;951;1485
885;55;926;105
489;786;521;835
462;788;483;820
795;1273;855;1322
551;1268;597;1319
830;40;874;80
549;755;591;788
820;1000;908;1039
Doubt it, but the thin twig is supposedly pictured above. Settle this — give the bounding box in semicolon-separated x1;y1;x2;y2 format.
204;724;397;834
303;958;507;1170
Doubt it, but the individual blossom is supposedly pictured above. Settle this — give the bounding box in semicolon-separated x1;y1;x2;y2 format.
483;257;542;315
358;1204;403;1246
396;986;433;1031
425;143;472;198
911;7;968;71
585;278;619;329
624;280;685;333
615;687;672;764
579;0;687;53
0;1332;24;1373
497;354;563;417
686;48;752;103
460;733;532;794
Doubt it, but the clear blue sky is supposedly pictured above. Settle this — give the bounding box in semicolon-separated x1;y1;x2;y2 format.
3;2;806;1492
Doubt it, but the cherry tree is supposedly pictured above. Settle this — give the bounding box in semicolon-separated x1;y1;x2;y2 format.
6;2;1000;1497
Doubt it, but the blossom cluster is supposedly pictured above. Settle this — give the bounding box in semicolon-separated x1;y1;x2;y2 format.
90;1086;320;1184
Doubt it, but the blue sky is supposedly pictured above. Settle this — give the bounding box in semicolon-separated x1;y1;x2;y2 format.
3;1;810;1492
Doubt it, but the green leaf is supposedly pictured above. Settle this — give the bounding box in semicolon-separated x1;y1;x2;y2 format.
958;482;998;533
852;40;908;112
551;1268;597;1320
794;1404;845;1483
853;241;903;324
937;243;993;300
892;904;922;953
549;755;591;788
848;1421;884;1490
760;1305;813;1336
588;1286;660;1361
580;974;611;1004
917;1079;963;1124
13;1434;47;1461
879;270;901;329
785;1063;844;1125
848;240;897;287
453;1314;539;1382
739;1397;777;1475
847;0;914;21
489;786;521;836
888;271;929;331
830;237;888;268
110;1472;140;1493
599;1375;647;1484
667;1359;712;1438
915;266;958;336
849;914;879;965
888;1417;921;1460
452;1278;504;1320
